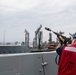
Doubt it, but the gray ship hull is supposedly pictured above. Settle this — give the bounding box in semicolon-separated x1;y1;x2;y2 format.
0;51;58;75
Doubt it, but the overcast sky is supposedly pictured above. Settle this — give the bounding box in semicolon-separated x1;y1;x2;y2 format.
0;0;76;43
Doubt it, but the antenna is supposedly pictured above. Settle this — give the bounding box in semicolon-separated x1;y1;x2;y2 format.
3;30;5;45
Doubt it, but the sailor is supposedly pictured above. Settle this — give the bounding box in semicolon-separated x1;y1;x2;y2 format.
56;34;76;75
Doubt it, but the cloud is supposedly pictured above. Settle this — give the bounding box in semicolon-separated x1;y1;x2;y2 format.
0;0;40;12
0;0;76;42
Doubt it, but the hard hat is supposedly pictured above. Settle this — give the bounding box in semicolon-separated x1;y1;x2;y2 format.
72;34;76;39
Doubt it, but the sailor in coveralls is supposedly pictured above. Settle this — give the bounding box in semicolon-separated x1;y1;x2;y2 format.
56;34;76;75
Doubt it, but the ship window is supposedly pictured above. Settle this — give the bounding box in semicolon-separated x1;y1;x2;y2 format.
9;51;11;53
3;52;6;53
24;51;26;52
19;51;21;53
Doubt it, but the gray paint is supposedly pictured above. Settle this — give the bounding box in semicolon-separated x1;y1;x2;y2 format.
0;51;58;75
0;46;30;54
